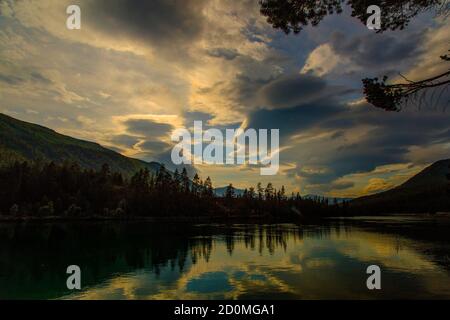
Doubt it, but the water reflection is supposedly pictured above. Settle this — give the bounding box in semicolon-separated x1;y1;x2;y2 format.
0;218;449;299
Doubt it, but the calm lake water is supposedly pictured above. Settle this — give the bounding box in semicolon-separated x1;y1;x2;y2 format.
1;215;450;299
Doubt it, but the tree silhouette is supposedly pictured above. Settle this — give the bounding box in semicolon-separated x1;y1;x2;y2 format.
363;64;450;111
265;182;274;200
259;0;449;111
225;183;236;199
192;173;201;196
257;182;264;200
181;167;190;193
203;176;214;198
260;0;447;34
0;160;363;219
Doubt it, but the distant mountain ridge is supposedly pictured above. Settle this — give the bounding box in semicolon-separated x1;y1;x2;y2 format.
0;113;161;176
351;159;450;214
397;159;450;190
304;195;353;204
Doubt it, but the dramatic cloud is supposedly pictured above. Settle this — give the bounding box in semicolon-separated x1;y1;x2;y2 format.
329;31;424;69
137;140;172;153
123;119;174;139
258;74;327;109
332;180;355;190
247;74;351;141
86;0;207;50
283;103;450;194
1;0;448;195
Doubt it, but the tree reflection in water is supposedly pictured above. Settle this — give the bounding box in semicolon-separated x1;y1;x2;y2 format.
0;218;449;299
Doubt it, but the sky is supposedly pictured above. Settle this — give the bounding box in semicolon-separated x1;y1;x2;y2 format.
0;0;449;197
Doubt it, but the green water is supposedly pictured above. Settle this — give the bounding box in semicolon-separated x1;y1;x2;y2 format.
1;216;450;299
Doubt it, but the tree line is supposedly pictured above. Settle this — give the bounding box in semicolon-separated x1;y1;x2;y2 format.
0;160;349;220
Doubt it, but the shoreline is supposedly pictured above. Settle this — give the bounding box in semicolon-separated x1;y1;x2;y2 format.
0;215;302;223
1;212;449;223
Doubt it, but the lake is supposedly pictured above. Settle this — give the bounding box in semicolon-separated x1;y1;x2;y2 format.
1;215;450;299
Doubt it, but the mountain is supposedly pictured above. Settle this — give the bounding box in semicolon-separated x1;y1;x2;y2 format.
304;194;353;204
0;113;161;176
351;159;450;214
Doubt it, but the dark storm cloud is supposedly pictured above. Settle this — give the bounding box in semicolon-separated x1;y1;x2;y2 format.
362;127;431;148
247;74;346;141
296;104;450;185
248;100;341;141
324;100;450;133
329;31;424;70
123;119;174;138
139;140;171;152
232;74;275;108
434;128;450;143
182;111;214;126
325;145;408;182
246;71;450;190
86;0;206;48
295;145;409;186
195;73;274;114
258;74;327;109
